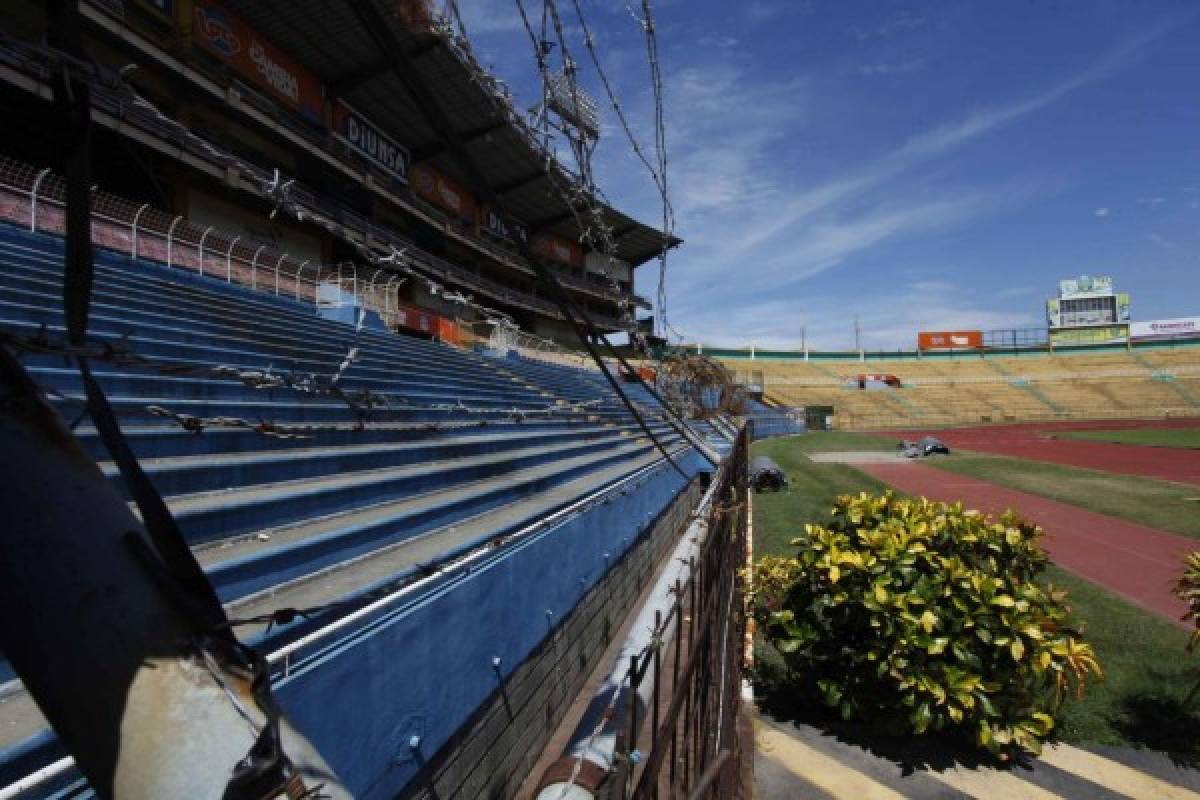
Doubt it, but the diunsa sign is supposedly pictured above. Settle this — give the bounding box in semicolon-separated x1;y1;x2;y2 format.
333;102;410;184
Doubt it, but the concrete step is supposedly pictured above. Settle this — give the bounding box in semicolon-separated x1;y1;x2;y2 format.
165;429;657;543
100;424;625;498
0;240;493;376
0;440;692;757
29;364;544;410
0;272;507;386
194;434;678;602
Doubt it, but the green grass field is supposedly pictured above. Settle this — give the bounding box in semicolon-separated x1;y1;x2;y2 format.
927;453;1200;539
750;434;1200;755
1055;427;1200;449
751;433;893;556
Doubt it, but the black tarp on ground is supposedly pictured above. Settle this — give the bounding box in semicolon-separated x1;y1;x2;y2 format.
750;456;787;492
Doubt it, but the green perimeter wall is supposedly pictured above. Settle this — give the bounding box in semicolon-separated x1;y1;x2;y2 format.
679;338;1200;363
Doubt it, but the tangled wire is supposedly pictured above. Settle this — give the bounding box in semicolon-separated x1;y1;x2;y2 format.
658;353;746;418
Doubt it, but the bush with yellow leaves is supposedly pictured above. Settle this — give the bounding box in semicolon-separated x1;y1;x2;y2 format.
753;491;1101;759
1180;552;1200;705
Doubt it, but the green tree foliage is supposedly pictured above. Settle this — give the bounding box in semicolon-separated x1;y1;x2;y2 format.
752;492;1102;759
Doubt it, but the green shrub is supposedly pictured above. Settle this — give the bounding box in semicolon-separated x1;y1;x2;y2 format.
1179;552;1200;704
753;491;1101;759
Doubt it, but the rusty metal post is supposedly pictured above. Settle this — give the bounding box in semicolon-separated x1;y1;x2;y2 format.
628;654;640;757
669;588;682;790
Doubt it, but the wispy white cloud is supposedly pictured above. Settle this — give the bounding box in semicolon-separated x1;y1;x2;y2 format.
852;13;928;42
715;21;1173;262
1147;232;1198;259
1094;207;1110;217
676;282;1039;350
857;60;924;76
1137;196;1167;207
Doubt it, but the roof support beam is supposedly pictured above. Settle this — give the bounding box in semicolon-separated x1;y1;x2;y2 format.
327;38;442;97
409;120;508;162
494;169;546;196
529;209;575;232
611;222;639;240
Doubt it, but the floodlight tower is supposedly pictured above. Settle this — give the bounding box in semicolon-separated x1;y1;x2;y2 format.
537;56;601;188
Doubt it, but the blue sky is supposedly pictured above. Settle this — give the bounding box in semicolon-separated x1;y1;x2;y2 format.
458;1;1200;350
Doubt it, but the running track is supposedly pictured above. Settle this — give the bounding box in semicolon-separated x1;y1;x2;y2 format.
857;462;1193;624
882;419;1200;485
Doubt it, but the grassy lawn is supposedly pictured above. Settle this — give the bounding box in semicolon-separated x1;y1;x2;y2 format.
926;453;1200;539
1056;427;1200;449
1047;564;1199;761
750;433;1200;757
751;433;892;557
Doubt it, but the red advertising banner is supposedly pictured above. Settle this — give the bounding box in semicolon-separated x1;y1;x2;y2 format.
391;302;460;344
435;317;461;346
532;233;583;268
192;0;324;122
410;163;477;224
917;330;983;350
393;302;437;336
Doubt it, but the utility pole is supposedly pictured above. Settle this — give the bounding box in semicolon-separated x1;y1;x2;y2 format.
855;316;863;361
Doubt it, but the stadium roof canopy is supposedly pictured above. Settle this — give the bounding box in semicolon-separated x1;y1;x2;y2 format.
220;0;680;268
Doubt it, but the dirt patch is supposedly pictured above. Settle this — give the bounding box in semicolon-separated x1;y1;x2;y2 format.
807;451;915;464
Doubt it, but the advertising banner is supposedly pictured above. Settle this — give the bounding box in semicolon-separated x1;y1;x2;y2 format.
917;330;983;350
410;163;477;224
1117;292;1131;322
1130;317;1200;340
532;233;584;268
1050;325;1128;346
393;302;436;335
332;102;409;185
479;205;529;244
1058;275;1114;299
1046;298;1061;328
192;0;323;122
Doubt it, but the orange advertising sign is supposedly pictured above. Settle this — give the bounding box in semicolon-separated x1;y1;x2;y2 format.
917;330;983;350
192;0;324;122
410;163;477;223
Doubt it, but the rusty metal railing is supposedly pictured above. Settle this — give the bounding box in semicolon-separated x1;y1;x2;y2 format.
609;427;749;800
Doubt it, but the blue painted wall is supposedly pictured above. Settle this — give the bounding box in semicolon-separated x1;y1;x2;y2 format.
268;449;707;798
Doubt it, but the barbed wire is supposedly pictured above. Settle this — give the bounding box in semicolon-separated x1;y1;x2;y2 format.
6;327;625;437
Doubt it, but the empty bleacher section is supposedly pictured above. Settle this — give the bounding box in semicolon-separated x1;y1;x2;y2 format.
719;348;1200;430
744;398;806;439
0;222;715;796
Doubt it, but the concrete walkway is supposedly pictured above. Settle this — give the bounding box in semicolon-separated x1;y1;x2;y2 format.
754;711;1200;799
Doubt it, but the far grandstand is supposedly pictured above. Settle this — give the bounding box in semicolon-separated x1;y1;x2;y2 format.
687;275;1200;430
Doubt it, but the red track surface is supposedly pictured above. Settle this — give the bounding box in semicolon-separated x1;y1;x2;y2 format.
857;462;1193;625
881;419;1200;486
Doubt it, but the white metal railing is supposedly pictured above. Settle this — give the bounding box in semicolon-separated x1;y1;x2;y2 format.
0;158;343;307
472;319;601;372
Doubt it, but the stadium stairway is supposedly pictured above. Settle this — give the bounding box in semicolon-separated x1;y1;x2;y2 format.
0;222;707;790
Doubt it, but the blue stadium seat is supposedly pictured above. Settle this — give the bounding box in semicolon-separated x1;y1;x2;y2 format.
0;221;704;793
